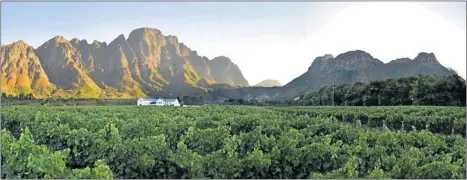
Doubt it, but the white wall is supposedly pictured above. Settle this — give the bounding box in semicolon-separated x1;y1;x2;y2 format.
138;99;181;106
138;100;153;106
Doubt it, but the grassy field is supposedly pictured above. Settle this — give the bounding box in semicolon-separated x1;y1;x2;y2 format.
1;105;466;179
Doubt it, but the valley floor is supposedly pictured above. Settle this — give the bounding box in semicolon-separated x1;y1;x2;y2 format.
1;106;466;179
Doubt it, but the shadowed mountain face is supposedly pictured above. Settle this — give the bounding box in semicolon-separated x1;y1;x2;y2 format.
208;56;249;87
1;27;250;98
35;36;103;98
208;50;455;102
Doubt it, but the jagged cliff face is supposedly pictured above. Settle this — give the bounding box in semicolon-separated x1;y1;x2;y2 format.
1;27;250;98
35;36;103;98
0;41;56;98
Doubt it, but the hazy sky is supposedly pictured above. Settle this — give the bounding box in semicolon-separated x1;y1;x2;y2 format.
2;2;466;85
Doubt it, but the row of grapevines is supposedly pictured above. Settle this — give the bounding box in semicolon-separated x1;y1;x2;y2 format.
271;106;466;136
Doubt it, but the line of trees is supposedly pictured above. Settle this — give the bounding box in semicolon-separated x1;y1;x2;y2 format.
1;95;208;106
180;96;205;105
298;74;466;106
2;93;35;100
221;98;296;106
1;97;136;106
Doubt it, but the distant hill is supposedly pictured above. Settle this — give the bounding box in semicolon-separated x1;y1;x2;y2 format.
254;79;282;87
0;27;249;98
280;50;455;98
207;50;457;102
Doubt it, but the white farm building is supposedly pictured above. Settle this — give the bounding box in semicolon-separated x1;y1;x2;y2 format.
137;98;181;106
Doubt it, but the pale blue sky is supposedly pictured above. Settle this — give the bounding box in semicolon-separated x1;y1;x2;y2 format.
2;2;466;84
2;2;313;46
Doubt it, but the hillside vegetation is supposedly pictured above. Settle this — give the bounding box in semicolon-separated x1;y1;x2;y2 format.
298;74;465;106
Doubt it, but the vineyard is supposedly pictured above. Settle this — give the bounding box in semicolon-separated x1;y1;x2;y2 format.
1;105;466;179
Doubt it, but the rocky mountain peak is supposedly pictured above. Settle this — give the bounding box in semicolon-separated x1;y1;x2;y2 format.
414;52;438;64
109;34;127;47
50;36;67;44
92;40;101;45
308;50;383;73
208;56;249;86
211;56;232;63
321;54;334;60
389;58;411;64
10;40;29;47
310;54;334;64
69;39;89;48
80;39;88;45
131;27;162;34
128;27;164;43
165;35;179;45
335;50;375;60
92;40;106;48
38;36;73;51
70;38;80;45
4;41;34;53
332;50;384;70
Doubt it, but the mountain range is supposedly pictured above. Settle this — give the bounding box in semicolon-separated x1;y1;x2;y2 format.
1;27;248;98
1;27;456;100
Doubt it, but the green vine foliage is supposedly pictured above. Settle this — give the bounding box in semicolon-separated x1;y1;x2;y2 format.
1;105;466;179
1;128;113;179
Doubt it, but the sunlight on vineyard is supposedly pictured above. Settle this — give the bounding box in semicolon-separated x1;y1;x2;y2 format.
1;106;466;179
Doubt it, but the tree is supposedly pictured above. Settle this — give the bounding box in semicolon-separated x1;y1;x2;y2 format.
26;93;35;100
